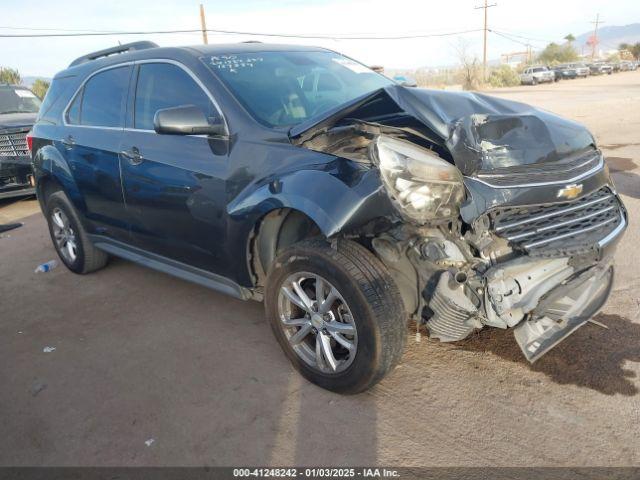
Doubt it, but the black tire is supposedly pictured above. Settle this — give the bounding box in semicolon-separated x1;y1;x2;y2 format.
265;238;407;394
44;190;109;274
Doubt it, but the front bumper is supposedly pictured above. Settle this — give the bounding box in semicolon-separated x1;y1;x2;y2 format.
0;155;35;199
513;264;614;362
420;161;627;362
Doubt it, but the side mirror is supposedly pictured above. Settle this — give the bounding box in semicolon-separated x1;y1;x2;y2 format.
154;105;226;136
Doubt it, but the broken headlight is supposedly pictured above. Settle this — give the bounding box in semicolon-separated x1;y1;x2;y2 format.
372;135;465;223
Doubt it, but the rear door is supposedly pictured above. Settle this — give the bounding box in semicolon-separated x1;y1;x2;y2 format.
62;65;132;241
119;60;229;274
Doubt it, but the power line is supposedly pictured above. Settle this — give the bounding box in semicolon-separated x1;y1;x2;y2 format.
491;30;531;48
0;26;483;40
490;29;555;44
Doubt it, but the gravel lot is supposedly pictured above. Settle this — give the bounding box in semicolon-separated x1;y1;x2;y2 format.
1;71;639;467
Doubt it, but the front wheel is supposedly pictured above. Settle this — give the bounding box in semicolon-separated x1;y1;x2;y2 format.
265;238;406;394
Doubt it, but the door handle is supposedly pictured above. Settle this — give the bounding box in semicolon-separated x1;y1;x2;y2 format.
61;135;75;149
120;147;144;166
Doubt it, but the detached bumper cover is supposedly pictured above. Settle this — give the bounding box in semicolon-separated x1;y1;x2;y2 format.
513;264;614;362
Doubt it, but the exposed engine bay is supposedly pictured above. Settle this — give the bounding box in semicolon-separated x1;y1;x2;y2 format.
290;85;627;362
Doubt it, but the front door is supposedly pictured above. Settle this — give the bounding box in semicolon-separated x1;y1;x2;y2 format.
120;61;229;274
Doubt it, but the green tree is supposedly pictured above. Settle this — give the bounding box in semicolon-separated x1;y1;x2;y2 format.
31;79;50;99
0;67;21;85
564;34;576;44
631;42;640;59
537;42;579;64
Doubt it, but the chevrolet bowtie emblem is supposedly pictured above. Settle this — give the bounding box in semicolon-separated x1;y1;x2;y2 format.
557;184;583;200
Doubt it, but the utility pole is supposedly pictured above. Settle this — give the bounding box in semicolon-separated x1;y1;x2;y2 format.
199;4;208;45
590;13;604;60
475;0;497;81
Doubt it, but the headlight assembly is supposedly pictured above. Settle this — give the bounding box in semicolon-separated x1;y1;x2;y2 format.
372;135;465;223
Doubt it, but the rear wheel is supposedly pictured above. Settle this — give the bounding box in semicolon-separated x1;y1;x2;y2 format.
265;238;407;394
45;190;109;274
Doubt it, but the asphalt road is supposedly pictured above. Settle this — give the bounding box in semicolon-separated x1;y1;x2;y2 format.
1;71;639;467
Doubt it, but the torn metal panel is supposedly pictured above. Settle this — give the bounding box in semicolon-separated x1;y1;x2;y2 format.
290;84;596;176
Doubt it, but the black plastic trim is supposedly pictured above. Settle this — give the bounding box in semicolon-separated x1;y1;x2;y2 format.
88;235;253;301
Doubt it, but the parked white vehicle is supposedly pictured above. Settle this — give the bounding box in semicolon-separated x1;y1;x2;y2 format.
567;62;590;77
520;66;555;85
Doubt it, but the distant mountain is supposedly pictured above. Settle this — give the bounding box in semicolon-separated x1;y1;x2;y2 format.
574;23;640;50
21;76;51;87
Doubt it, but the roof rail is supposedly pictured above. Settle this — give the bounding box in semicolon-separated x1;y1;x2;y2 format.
68;41;159;67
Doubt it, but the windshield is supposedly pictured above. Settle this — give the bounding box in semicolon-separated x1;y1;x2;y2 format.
0;87;42;115
203;50;393;127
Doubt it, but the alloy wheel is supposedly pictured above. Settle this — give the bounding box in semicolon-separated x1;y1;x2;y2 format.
51;207;78;263
277;272;358;374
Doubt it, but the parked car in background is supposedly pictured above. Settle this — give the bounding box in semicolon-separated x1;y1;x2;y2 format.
619;61;634;71
589;62;613;75
552;64;577;80
31;41;627;393
392;75;418;87
0;84;40;199
567;62;590;77
520;66;554;85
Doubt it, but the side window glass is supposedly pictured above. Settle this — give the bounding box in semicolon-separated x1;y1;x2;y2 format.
134;63;217;130
66;92;81;125
80;66;129;127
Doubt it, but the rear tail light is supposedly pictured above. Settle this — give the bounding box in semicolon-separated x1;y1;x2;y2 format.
26;131;33;153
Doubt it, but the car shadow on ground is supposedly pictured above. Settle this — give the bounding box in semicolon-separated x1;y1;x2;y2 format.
452;313;640;396
606;156;640;200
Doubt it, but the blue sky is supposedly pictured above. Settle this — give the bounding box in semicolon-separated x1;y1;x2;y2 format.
2;0;638;77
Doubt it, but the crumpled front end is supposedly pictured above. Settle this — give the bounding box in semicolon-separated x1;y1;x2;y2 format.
370;160;626;362
291;84;627;362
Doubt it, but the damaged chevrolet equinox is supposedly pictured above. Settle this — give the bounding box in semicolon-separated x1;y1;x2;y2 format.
31;42;627;393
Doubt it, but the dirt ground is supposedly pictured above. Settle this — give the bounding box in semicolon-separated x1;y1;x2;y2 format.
1;71;639;467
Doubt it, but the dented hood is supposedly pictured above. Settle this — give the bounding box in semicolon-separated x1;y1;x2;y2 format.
290;85;596;175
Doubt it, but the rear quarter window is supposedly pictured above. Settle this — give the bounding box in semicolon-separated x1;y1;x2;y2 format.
37;76;76;125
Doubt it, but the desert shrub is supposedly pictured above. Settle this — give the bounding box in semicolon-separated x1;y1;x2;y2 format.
489;65;521;88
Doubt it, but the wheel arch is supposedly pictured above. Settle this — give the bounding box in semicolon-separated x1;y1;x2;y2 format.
248;207;323;288
228;166;397;288
33;143;85;213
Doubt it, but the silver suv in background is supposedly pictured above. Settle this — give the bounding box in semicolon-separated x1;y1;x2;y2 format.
589;62;613;75
520;66;554;85
567;62;590;77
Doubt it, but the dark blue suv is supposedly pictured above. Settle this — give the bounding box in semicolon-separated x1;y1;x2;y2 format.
32;41;626;392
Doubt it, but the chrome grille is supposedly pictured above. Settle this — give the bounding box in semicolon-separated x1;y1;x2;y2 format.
490;187;623;253
0;129;29;157
476;150;602;187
